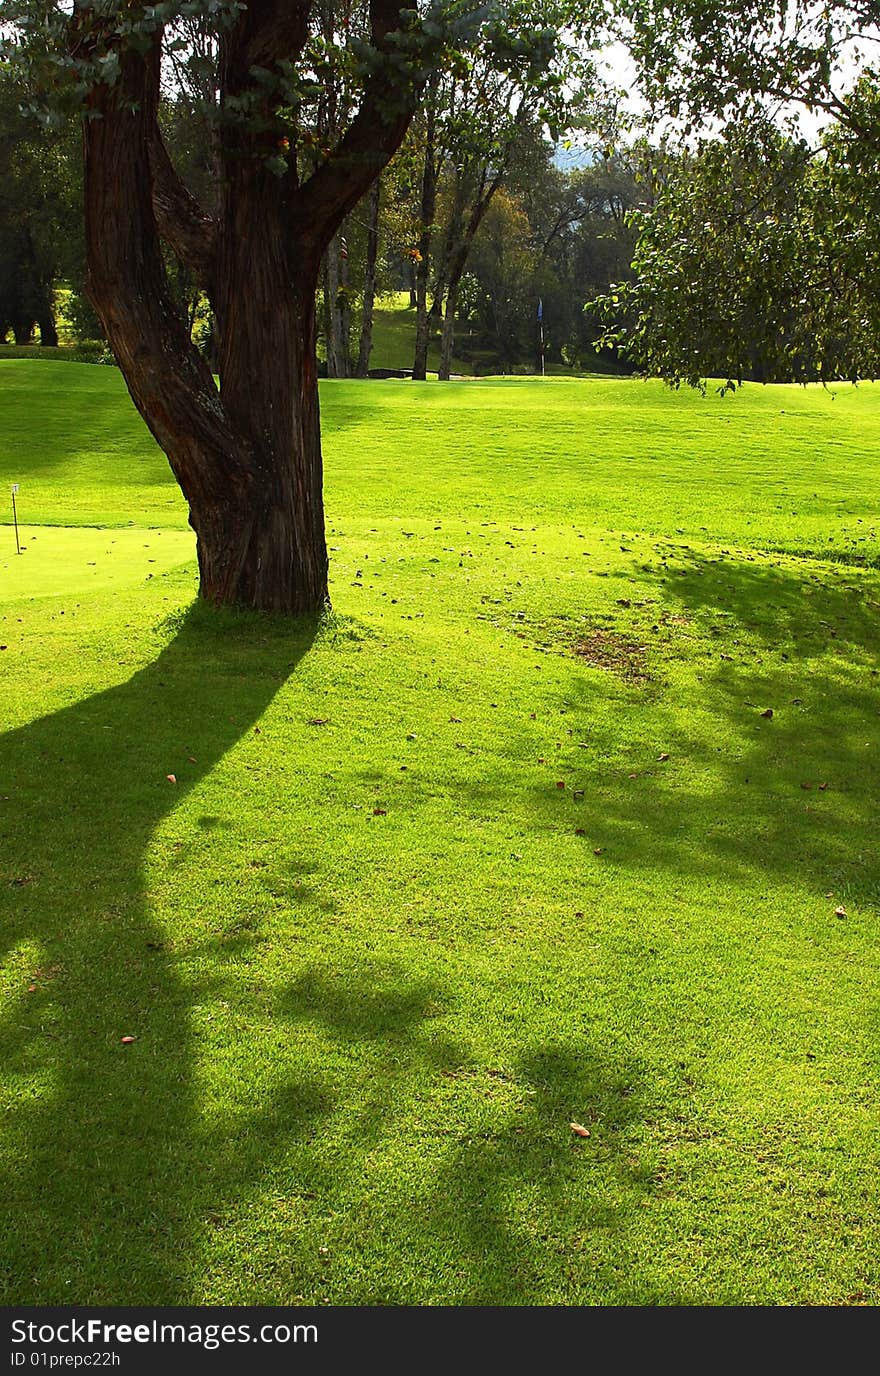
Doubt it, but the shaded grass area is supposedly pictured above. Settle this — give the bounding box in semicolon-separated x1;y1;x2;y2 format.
362;293;470;376
1;362;880;1305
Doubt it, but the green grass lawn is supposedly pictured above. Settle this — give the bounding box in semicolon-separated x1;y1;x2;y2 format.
2;360;880;1306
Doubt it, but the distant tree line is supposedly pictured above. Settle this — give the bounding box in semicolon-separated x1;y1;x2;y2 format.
0;54;646;375
3;57;879;388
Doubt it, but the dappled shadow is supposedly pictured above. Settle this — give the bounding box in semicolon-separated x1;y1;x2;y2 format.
655;547;880;663
409;550;880;908
269;965;675;1304
0;603;316;1302
421;1044;675;1305
559;554;880;902
280;966;455;1048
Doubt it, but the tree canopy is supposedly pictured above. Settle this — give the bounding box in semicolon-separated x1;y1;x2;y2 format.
587;2;880;388
589;97;880;388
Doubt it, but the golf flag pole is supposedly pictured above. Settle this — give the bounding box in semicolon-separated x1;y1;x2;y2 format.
537;298;545;377
11;483;20;555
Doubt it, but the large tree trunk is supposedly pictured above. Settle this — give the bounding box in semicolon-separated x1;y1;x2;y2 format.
83;41;328;615
76;0;419;617
213;137;328;609
355;177;381;378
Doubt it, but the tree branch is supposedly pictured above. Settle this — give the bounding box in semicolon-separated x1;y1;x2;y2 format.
291;0;422;254
242;0;312;69
148;128;218;290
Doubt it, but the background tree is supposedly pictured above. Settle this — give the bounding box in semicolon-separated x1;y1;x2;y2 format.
0;69;83;346
405;32;596;380
589;89;880;388
533;147;647;368
458;188;542;371
593;1;880;386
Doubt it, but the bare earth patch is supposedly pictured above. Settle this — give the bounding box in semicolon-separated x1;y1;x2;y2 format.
572;628;650;682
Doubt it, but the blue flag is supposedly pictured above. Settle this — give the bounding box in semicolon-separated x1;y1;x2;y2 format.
537;298;543;321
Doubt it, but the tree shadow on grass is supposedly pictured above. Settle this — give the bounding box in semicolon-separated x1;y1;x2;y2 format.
0;602;317;1303
272;966;672;1304
497;553;880;907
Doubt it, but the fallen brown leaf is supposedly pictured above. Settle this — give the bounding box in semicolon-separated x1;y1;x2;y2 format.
570;1122;590;1138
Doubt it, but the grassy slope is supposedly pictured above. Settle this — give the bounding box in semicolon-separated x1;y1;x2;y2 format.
1;360;880;1306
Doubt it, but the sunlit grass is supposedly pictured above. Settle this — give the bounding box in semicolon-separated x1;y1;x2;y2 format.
1;361;879;1305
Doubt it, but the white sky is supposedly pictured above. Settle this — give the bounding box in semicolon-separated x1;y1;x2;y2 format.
583;35;874;149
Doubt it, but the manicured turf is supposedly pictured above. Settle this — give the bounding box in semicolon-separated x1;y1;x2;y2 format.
1;360;879;1305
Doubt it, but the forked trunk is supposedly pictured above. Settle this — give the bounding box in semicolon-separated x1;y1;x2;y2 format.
83;42;328;616
435;164;501;383
77;1;420;616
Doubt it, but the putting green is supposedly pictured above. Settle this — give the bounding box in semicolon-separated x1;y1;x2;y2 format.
0;525;196;602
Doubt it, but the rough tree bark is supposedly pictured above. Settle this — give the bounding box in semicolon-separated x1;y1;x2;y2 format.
76;0;421;615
